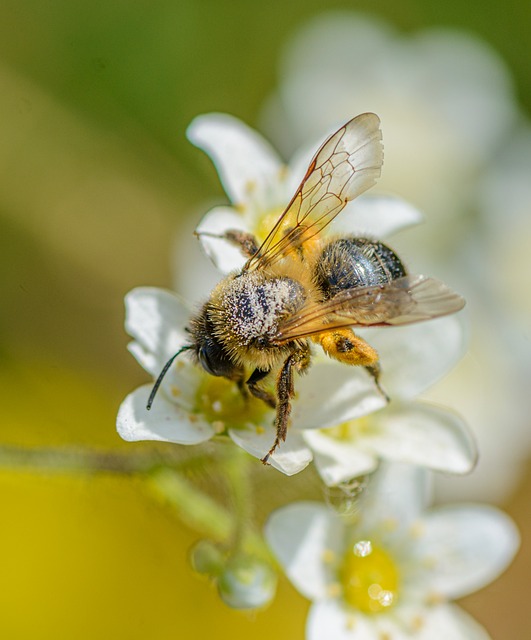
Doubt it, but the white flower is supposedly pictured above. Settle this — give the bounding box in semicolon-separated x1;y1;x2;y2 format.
265;463;519;639
186;112;422;276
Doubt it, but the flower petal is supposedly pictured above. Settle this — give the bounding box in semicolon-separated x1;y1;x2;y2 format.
195;205;249;273
265;502;342;600
360;463;431;531
294;358;387;430
125;287;190;374
329;194;423;239
116;384;215;445
187;113;282;207
415;504;519;599
307;600;374;640
307;601;491;640
377;603;491;640
364;315;466;399
228;424;312;476
366;402;477;474
302;429;378;487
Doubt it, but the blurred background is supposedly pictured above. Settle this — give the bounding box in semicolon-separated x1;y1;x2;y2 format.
1;1;530;638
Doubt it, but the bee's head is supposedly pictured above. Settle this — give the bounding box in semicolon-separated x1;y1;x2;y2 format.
190;303;242;380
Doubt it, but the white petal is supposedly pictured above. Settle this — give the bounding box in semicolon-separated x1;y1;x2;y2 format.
329;194;423;239
415;504;519;599
195;205;249;273
374;603;491;640
129;343;203;411
124;287;190;375
364;314;466;399
360;463;431;530
265;502;342;600
187;113;282;206
302;429;378;486
228;424;312;476
307;600;374;640
366;402;477;474
294;359;387;430
411;604;492;640
307;601;491;640
116;385;215;445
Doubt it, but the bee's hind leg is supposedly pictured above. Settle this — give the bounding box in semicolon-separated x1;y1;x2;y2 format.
364;362;390;403
317;329;389;402
195;228;259;259
261;346;311;465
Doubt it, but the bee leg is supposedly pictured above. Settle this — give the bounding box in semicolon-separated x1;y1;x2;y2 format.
364;362;390;403
195;229;259;259
224;230;260;258
246;368;276;409
261;347;311;465
317;329;389;401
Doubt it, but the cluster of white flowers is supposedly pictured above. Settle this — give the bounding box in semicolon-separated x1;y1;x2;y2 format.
260;13;531;503
117;15;523;635
118;112;476;481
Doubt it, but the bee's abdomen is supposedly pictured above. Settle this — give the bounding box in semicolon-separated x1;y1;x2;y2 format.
314;237;406;299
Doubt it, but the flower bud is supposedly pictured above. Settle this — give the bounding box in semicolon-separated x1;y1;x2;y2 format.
189;540;224;577
217;555;277;609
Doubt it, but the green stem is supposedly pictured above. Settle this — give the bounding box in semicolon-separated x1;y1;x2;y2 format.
223;447;253;554
0;444;206;475
147;466;271;561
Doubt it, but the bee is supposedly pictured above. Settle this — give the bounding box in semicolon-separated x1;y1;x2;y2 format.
148;113;465;463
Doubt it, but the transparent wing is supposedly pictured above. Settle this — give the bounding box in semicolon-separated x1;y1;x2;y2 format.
274;276;465;342
244;113;384;271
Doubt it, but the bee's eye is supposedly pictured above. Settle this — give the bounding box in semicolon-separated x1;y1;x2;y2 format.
198;340;237;378
198;344;218;376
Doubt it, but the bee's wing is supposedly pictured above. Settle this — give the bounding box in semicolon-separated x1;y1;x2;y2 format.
274;276;465;342
244;113;384;272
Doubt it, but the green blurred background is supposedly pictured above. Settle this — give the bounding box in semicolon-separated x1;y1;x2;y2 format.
1;1;530;638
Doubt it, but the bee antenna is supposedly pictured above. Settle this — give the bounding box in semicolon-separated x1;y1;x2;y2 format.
146;346;192;410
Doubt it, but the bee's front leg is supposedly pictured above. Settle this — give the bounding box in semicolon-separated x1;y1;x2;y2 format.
261;345;311;465
246;367;276;409
195;228;259;259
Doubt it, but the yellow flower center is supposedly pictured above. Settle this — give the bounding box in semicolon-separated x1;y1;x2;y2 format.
340;540;400;613
195;376;271;432
253;207;284;244
324;416;372;441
